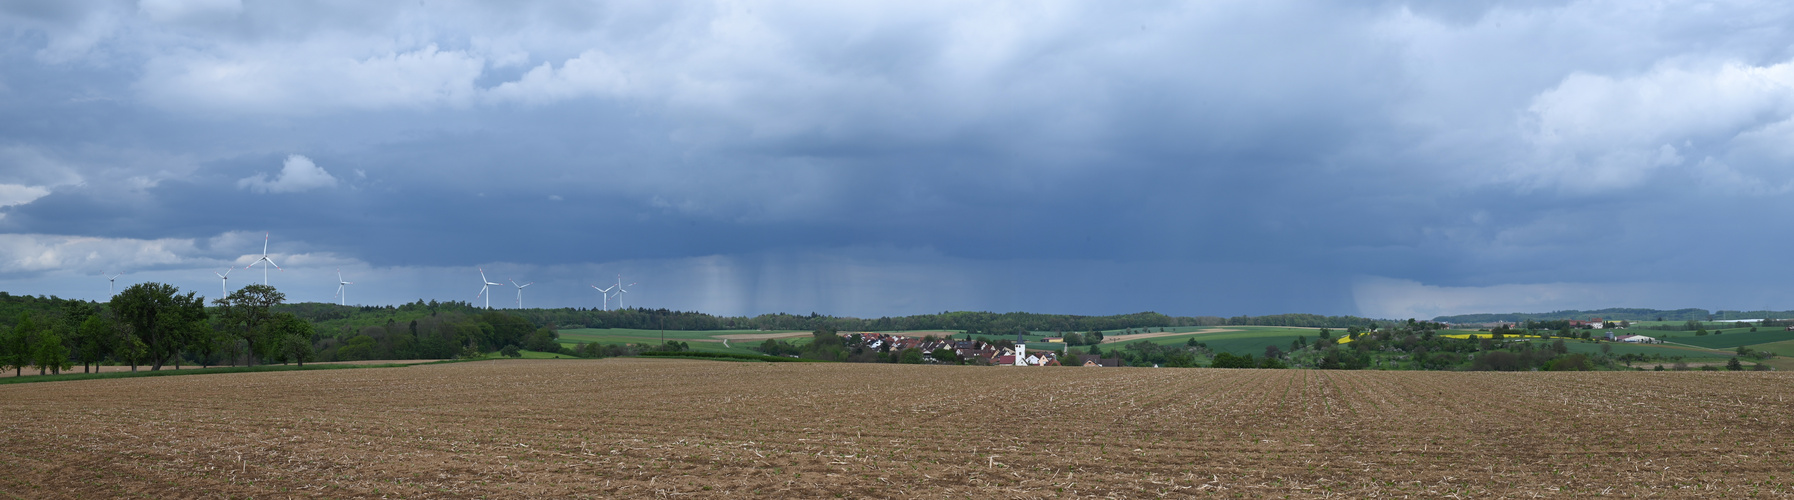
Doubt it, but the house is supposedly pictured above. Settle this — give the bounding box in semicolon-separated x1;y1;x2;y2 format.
1616;334;1657;344
1081;356;1122;367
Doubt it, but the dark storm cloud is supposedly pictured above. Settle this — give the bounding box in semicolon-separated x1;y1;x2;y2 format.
2;1;1793;318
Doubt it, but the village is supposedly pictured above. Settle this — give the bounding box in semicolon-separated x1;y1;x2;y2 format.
847;332;1122;366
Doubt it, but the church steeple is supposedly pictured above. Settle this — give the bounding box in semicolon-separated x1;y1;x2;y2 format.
1014;330;1027;366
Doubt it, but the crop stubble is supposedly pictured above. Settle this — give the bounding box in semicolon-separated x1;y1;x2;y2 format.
0;359;1790;498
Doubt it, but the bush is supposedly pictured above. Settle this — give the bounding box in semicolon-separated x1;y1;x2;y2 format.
1210;352;1256;369
1471;351;1523;371
500;344;521;358
1546;353;1592;371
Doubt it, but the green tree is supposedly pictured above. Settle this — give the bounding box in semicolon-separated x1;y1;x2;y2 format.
32;331;71;375
1546;353;1592;371
3;313;37;376
116;333;148;372
213;284;285;366
898;347;924;364
74;314;114;373
282;333;315;366
1726;357;1744;371
269;313;314;366
110;282;209;371
338;334;378;361
500;344;522;357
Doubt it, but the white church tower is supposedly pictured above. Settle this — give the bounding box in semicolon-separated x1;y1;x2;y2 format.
1014;330;1027;366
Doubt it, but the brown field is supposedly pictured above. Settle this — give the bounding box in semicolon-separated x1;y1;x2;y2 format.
2;360;1792;498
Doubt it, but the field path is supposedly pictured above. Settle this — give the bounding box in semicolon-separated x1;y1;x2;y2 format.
1;360;1790;498
1100;327;1239;343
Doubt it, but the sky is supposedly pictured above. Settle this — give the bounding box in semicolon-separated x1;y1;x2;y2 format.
1;0;1792;320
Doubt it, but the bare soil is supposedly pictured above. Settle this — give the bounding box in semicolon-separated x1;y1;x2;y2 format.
1;359;1790;498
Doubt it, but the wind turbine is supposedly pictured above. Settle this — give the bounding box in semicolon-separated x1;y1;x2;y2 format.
333;268;353;306
592;284;616;310
475;268;502;309
510;278;534;309
248;232;281;285
105;272;124;296
214;267;233;297
608;275;638;310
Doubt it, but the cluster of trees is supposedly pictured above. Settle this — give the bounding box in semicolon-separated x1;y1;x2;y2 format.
0;283;321;377
1273;319;1701;371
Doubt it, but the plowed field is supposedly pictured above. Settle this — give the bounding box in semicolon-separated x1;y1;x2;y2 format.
2;359;1791;498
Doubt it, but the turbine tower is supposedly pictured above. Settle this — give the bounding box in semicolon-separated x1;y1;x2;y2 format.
214;267;233;297
510;278;534;309
592;284;616;310
333;268;354;306
106;272;124;296
249;232;282;285
608;274;638;310
475;268;502;309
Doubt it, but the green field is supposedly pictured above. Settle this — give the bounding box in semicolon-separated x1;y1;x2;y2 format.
1091;326;1323;356
555;328;807;355
1656;329;1794;349
1556;340;1727;360
1753;339;1794;357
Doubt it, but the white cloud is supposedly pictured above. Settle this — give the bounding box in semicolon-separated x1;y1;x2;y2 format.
0;184;51;209
0;233;199;274
1515;59;1794;191
140;43;484;114
485;50;635;105
238;155;338;193
138;0;242;24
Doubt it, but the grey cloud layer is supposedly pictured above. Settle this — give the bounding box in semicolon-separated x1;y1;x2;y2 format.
0;0;1791;317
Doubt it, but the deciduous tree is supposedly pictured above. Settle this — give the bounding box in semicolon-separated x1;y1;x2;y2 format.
213;284;285;366
110;282;209;371
3;313;37;376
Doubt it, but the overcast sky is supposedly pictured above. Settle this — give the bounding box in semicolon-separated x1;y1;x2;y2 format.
2;0;1791;319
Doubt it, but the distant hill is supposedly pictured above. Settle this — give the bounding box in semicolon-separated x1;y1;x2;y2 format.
1434;308;1794;324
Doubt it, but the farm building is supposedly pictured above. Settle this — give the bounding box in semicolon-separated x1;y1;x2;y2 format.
1615;334;1659;344
1082;356;1122;367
